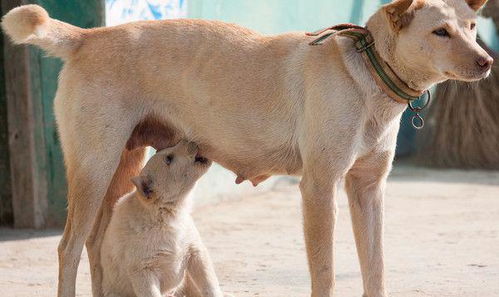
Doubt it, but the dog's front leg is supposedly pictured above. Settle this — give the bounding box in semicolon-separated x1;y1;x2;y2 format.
300;174;338;297
187;242;224;297
174;273;203;297
298;94;361;296
130;272;163;297
345;151;393;297
300;146;356;297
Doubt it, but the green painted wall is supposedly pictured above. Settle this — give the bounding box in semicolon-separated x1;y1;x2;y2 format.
479;17;499;50
188;0;380;33
187;0;498;156
0;25;12;226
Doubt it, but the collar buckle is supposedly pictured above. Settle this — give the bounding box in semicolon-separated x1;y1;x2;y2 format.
407;90;431;129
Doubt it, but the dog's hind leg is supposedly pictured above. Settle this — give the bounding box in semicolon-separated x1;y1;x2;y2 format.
58;153;123;297
86;147;147;297
56;110;139;297
345;151;393;297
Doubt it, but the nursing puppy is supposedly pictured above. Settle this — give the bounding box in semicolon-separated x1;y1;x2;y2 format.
1;1;493;297
100;141;221;297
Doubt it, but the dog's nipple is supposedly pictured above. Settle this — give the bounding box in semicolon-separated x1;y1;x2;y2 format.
250;175;270;187
235;175;246;184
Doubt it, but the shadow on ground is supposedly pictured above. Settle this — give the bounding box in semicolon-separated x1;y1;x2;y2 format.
0;228;62;242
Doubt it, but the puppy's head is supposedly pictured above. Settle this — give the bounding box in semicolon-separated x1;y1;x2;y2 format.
372;0;493;83
131;140;211;204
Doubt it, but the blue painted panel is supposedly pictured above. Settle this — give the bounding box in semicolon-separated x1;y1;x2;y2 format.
106;0;187;25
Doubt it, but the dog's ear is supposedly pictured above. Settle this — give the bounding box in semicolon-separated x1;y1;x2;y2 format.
465;0;487;10
383;0;417;32
131;175;154;200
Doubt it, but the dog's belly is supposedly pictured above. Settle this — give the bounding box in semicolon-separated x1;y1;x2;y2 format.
200;143;303;186
126;116;303;185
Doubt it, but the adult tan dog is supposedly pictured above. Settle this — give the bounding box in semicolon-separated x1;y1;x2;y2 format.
2;0;493;297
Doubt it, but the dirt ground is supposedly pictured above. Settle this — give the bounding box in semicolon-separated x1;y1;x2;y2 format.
1;165;498;297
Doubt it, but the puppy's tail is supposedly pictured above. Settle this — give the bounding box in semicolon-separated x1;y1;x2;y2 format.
2;5;85;59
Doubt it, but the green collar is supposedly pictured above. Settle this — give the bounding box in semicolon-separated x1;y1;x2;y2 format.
307;24;426;103
307;24;430;128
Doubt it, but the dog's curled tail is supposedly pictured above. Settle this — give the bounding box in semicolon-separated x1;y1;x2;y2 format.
2;4;84;59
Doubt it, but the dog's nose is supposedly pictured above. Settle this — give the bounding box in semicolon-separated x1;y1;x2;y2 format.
476;56;494;70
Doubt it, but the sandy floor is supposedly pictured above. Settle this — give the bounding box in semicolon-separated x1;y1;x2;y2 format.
1;166;498;297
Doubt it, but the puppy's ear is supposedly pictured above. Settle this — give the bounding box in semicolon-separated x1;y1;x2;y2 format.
383;0;417;32
131;176;154;200
465;0;487;11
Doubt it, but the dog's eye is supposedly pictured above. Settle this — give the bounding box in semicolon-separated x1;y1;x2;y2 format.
432;28;450;37
470;23;476;30
165;154;174;165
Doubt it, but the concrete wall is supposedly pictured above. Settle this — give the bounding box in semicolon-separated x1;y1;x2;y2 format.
188;0;497;54
188;0;377;32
